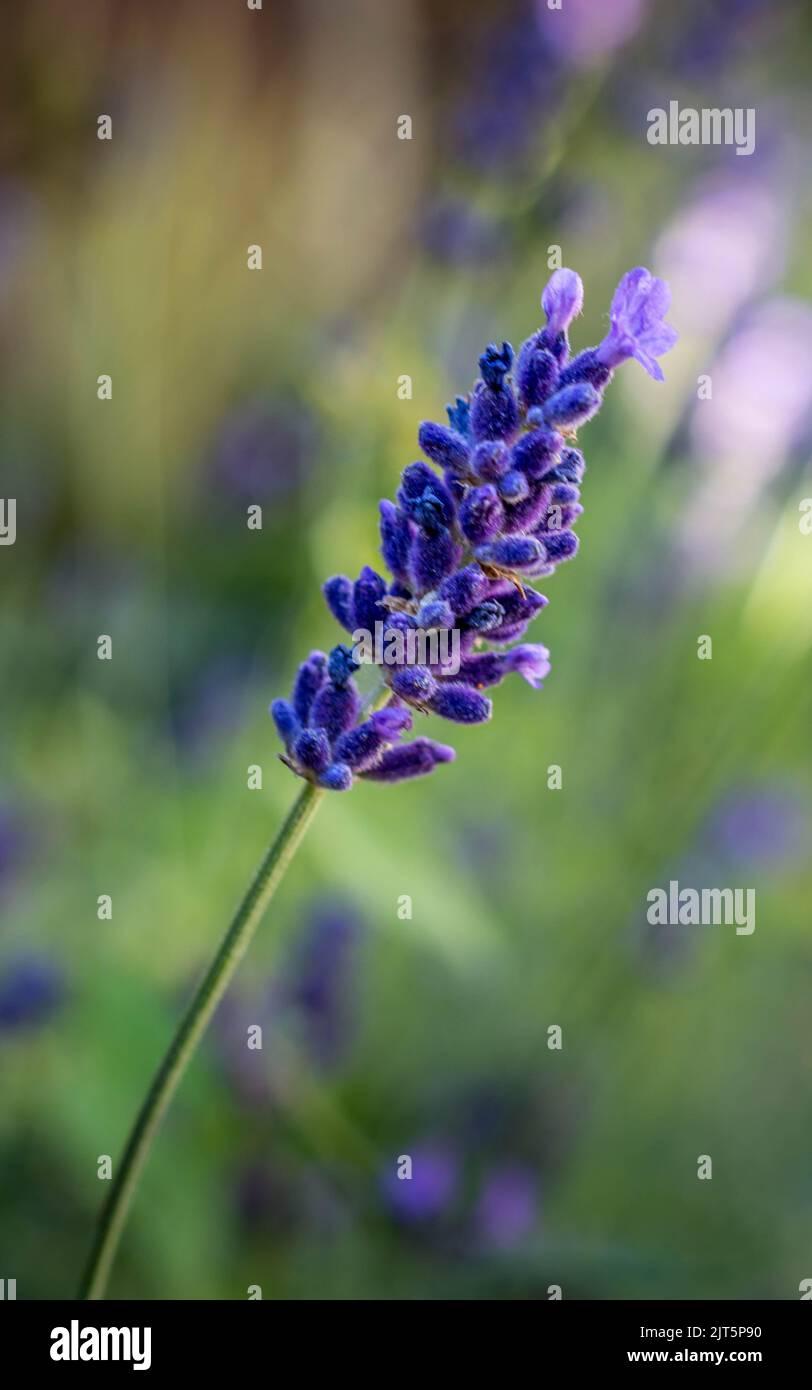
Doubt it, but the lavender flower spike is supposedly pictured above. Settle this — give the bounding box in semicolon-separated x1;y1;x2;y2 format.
272;267;677;787
82;270;679;1297
596;267;678;381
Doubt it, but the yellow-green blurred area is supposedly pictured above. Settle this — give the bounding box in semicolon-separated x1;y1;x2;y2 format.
1;0;811;1299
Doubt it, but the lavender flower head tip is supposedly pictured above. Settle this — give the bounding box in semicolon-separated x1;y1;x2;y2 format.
542;268;584;337
596;266;678;380
506;644;551;688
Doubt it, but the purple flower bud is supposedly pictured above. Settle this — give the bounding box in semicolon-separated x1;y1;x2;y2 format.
472;439;511;481
497;469;529;504
362;738;456;783
596;266;678;381
456;652;509;687
310;680;360;742
332;705;410;772
541;268;584;337
398;462;455;530
318;763;353;791
459;484;505;544
410;526;461;593
557;347;613;392
293;728;331;774
445;395;470;437
486;588;548;640
323;575;355;631
292;651;328;723
516;342;559;408
371;706;413;739
475;536;547;571
439;563;489;616
543;383;602;429
470;380;519;442
390;665;438;705
352;566;387;632
270;698;300;747
418;421;470;476
511;427;563;479
541;528;579;564
505;644;551;687
332;722;383;772
379;500;414;584
540;501;582;533
503;480;553;533
416;598;455;630
327;643;360;686
544;446;585;484
478;340;514;390
462;599;505;634
429;682;492;724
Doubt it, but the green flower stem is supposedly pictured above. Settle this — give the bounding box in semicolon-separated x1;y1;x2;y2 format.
78;779;325;1301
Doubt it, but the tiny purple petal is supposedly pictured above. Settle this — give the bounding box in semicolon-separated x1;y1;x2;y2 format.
505;644;551;688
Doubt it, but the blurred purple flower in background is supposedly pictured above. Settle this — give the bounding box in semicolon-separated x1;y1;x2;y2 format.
691;300;812;470
668;0;774;80
474;1163;538;1250
212;896;365;1094
208;398;317;505
656;173;786;337
170;653;253;759
0;804;30;900
283;896;364;1071
380;1145;459;1223
537;0;647;68
451;11;556;173
679;298;812;578
706;786;807;871
0;955;65;1033
419;198;505;267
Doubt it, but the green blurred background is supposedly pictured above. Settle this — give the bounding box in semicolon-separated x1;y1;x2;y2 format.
1;0;811;1300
